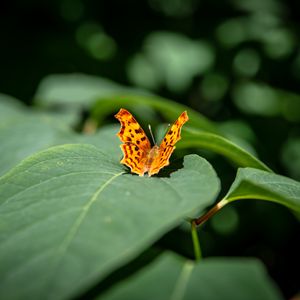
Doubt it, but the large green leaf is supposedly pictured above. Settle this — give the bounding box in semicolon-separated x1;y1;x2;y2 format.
225;168;300;212
100;252;283;300
80;125;121;160
0;145;220;300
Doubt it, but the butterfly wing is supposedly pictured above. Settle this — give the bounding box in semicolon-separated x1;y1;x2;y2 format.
115;108;151;176
148;111;189;176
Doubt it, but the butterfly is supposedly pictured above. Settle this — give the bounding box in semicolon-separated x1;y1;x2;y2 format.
115;108;189;176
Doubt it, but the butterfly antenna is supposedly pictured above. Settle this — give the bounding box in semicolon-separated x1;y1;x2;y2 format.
148;124;156;145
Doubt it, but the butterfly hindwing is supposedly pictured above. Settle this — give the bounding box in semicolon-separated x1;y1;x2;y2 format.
120;143;147;175
115;108;151;176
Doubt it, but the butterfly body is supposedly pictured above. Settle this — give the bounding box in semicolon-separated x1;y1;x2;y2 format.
144;145;159;172
115;108;188;177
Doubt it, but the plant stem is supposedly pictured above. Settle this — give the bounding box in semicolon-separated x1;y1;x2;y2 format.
193;198;229;226
190;220;202;261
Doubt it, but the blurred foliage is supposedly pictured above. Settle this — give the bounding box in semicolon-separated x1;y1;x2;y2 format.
1;0;300;299
127;32;214;92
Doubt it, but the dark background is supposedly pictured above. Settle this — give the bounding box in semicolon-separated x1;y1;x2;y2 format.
1;0;300;298
2;0;300;105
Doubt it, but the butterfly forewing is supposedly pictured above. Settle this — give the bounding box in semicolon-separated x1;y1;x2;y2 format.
115;109;151;151
148;111;189;176
115;108;151;176
159;111;189;150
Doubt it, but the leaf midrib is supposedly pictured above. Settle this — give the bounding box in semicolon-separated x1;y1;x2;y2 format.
44;171;124;299
0;171;120;207
170;260;195;300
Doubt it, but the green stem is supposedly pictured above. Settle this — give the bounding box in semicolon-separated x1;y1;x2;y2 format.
190;220;202;261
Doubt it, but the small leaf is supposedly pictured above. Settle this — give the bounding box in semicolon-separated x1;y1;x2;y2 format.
0;115;75;176
0;145;220;300
100;252;283;300
225;168;300;212
181;129;272;171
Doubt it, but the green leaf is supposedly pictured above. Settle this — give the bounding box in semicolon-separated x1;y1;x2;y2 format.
34;73;150;108
91;96;271;171
0;94;27;126
181;129;272;171
225;168;300;212
92;95;218;132
0;145;220;300
34;75;268;172
0;111;119;176
100;252;283;300
0;115;75;176
80;125;122;161
33;74;153;126
34;74;217;132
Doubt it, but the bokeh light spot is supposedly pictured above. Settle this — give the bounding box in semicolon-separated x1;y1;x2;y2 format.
216;18;247;48
128;32;214;93
211;206;239;236
76;22;117;61
233;82;281;116
201;72;229;101
233;48;260;77
262;28;295;59
127;54;161;90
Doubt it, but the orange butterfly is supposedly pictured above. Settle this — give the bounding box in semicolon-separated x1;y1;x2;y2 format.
115;108;189;177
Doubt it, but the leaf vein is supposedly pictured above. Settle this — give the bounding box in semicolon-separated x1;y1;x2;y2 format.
45;171;124;295
1;171;120;206
170;261;194;300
